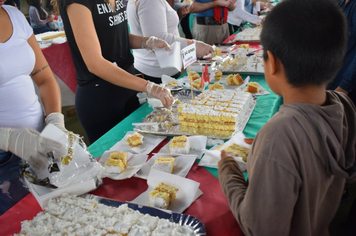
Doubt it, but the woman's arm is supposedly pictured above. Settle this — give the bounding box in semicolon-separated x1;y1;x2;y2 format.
229;0;261;25
134;0;189;47
66;3;173;106
66;3;148;92
28;34;62;116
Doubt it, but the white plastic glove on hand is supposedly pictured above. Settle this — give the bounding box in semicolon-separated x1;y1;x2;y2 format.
146;81;174;108
45;112;67;133
195;40;214;58
145;36;172;51
0;127;63;170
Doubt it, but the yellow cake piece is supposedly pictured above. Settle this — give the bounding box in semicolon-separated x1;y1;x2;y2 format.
209;82;225;91
155;182;179;200
108;152;127;167
167;81;178;86
105;152;127;173
170;135;190;154
247;82;259;93
214;71;222;81
226;74;243;86
224;143;249;162
188;71;200;81
191;79;201;89
212;48;222;57
239;44;249;50
126;132;143;147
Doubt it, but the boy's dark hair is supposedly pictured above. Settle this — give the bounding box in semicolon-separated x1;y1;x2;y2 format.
260;0;347;87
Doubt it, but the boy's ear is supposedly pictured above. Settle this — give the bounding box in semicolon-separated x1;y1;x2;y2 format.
266;50;278;75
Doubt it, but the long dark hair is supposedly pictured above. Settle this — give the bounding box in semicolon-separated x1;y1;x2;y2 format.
27;0;47;20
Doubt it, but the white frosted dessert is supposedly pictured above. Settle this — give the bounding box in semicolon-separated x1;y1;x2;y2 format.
15;194;196;236
169;135;190;154
151;157;175;173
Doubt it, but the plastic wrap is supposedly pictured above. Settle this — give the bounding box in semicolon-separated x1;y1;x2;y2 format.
20;124;104;208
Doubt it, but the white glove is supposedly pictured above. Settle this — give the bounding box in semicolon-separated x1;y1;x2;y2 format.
146;81;174;108
0;127;63;170
195;40;214;58
144;36;172;51
45;112;67;133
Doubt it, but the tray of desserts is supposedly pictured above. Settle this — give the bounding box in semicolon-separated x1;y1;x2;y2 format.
16;193;206;235
134;89;257;139
211;50;264;74
232;27;262;43
85;194;206;235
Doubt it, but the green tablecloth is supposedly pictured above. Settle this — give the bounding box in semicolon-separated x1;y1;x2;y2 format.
88;74;282;178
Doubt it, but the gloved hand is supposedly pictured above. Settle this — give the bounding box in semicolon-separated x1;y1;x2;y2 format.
0;127;63;170
144;36;172;51
45;112;67;133
195;40;214;58
146;81;174;108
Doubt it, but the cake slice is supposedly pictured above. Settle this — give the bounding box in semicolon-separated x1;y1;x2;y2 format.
188;71;200;81
169;135;190;154
226;74;243;86
155;182;179;200
191;79;201;90
209;82;225;91
247;82;259;93
224;143;249;162
105;152;127;173
151;157;174;173
214;71;222;81
126;132;144;147
149;182;179;210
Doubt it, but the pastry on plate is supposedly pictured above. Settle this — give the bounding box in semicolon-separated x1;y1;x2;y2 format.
247;82;259;93
105;152;127;173
151;157;175;173
126;132;144;147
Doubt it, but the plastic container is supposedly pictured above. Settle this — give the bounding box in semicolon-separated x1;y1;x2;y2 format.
57;15;64;32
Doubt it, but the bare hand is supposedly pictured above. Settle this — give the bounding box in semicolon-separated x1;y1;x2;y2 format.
177;6;190;19
335;86;349;95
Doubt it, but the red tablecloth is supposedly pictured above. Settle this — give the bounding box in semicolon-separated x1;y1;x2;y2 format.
42;42;77;93
0;139;243;236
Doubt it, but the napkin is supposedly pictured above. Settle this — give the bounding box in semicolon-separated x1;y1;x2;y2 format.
134;153;196;179
158;135;207;159
110;131;166;155
99;151;148;180
154;42;182;73
131;169;202;213
199;132;251;171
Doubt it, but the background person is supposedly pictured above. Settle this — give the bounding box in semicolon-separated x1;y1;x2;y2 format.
28;0;58;34
227;0;264;34
190;0;237;45
0;3;66;214
127;0;213;84
51;0;174;144
327;0;356;105
218;0;356;235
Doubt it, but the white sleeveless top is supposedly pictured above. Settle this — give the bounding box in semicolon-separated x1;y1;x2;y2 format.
0;5;44;131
